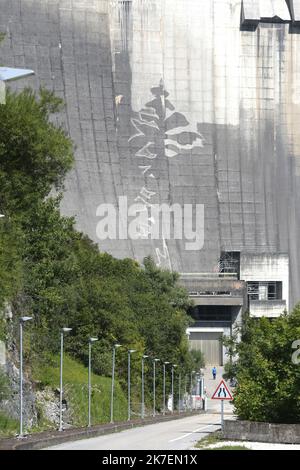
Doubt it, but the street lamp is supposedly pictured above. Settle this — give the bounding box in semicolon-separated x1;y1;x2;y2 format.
190;370;196;411
128;349;136;421
0;67;35;104
163;361;170;415
110;343;121;423
141;354;149;419
59;327;72;432
88;337;98;427
184;374;188;411
171;364;177;413
153;358;160;417
178;371;181;413
19;316;32;438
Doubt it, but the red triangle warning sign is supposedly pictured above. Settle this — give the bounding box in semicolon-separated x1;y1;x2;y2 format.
211;379;233;400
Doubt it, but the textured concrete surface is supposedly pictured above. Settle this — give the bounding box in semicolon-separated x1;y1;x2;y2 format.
1;1;300;304
223;419;300;444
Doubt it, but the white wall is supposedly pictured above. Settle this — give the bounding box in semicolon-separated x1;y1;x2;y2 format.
240;253;289;311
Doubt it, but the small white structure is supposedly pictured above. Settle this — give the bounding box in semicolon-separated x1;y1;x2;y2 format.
240;253;289;318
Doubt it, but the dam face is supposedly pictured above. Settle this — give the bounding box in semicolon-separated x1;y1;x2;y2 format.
1;0;300;310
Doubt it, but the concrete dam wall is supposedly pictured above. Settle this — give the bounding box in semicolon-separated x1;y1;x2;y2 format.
1;0;300;306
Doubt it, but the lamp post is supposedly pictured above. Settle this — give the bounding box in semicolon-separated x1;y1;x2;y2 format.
163;361;170;415
178;371;181;413
59;327;72;432
110;343;121;423
171;364;177;413
88;337;98;427
128;349;136;421
19;316;32;438
190;370;195;411
153;358;160;417
184;374;188;411
141;354;148;419
196;372;201;396
3;67;35;438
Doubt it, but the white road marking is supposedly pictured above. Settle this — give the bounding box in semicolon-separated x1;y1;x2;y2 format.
168;421;220;443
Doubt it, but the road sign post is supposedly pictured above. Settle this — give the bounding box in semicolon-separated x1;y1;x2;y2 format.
221;399;224;430
211;379;233;433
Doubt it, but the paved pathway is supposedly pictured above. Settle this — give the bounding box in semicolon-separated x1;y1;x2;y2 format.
45;413;222;450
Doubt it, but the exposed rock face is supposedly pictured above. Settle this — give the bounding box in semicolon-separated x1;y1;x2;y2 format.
0;360;37;429
1;1;300;304
35;388;60;427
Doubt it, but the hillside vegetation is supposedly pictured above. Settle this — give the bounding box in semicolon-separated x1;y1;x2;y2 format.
0;87;201;432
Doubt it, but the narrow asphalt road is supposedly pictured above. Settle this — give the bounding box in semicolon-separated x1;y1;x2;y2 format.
45;413;221;450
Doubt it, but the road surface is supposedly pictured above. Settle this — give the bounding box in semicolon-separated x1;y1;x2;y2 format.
45;413;221;450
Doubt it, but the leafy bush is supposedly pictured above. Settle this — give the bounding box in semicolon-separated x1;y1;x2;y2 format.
223;308;300;423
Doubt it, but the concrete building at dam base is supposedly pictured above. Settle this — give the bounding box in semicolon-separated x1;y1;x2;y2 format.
183;252;289;366
1;0;298;365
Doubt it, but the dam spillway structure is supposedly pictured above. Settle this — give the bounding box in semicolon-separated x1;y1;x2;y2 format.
1;0;299;364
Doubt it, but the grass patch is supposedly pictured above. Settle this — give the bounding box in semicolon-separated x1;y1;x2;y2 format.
207;445;250;450
32;354;128;427
196;431;251;451
196;431;223;449
0;411;18;437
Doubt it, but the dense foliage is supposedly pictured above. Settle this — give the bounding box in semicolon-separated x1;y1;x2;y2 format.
0;88;200;412
223;309;300;423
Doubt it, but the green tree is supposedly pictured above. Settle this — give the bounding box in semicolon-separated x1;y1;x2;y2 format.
0;88;73;215
223;309;300;423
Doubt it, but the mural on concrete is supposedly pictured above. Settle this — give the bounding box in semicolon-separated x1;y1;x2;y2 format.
128;79;205;268
129;79;204;163
2;0;300;305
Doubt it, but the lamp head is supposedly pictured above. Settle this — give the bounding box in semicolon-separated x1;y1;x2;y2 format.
62;327;72;333
129;349;136;354
20;316;32;323
0;67;35;82
89;337;98;343
114;343;121;348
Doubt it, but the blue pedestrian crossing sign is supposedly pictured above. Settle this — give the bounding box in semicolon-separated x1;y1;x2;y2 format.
212;379;233;400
